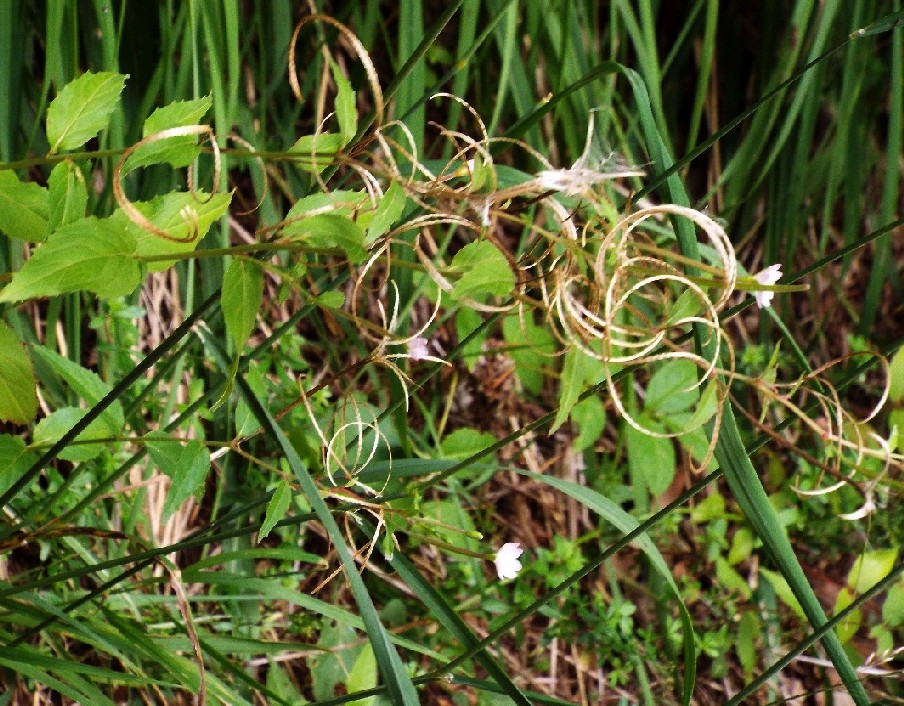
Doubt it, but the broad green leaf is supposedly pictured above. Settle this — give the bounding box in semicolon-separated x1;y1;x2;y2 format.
29;344;124;430
0;217;139;302
33;407;114;462
330;59;357;143
759;568;806;620
146;438;211;521
848;548;899;594
882;580;904;627
571;395;606;451
645;359;699;415
258;480;292;542
346;642;377;705
46;71;127;153
284;190;370;223
625;416;676;497
440;428;497;460
314;290;345;308
0;170;49;242
48;159;88;231
222;259;263;350
833;587;862;644
449;240;514;302
115;191;231;271
0;434;38;496
502;314;554;396
551;345;596;433
284;213;367;263
889;346;904;403
0;321;37;424
290;132;344;174
123;95;213;171
690;491;725;524
366;181;407;244
420;499;480;552
312;622;359;701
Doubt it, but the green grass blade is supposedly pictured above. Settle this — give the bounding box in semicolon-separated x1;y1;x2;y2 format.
622;65;871;705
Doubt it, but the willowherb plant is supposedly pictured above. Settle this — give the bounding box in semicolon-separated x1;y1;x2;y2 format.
1;8;902;706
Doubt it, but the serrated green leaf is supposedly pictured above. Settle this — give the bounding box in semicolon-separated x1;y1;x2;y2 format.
29;344;124;431
848;548;899;594
33;407;114;462
0;435;38;496
123;95;213;172
0;170;49;242
222;259;263;350
46;71;127;153
258;480;293;542
284;213;366;263
0;217;139;302
0;321;37;424
144;96;212;136
449;240;514;302
146;438;211;521
290;132;344;174
115;191;231;271
48;159;88;231
330;59;357;143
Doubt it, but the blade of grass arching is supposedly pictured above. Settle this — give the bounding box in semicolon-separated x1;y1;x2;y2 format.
727;558;904;705
358;518;534;706
230;371;420;705
860;2;902;333
622;66;871;705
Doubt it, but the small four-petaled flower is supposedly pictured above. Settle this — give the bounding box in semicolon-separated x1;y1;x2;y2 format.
494;542;524;580
752;264;782;309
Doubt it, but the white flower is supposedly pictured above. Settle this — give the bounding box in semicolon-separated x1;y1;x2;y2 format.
406;336;431;361
494;542;524;580
753;264;783;308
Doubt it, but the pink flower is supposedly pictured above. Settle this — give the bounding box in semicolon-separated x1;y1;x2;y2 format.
406;336;431;361
494;542;524;580
753;264;782;308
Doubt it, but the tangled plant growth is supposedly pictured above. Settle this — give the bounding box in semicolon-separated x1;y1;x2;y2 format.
1;5;904;705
